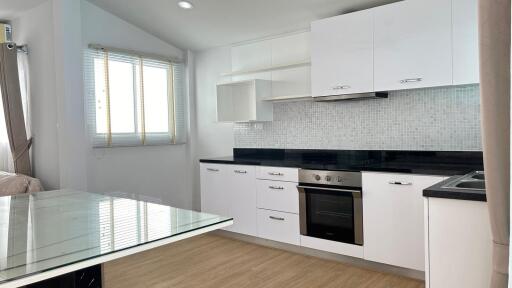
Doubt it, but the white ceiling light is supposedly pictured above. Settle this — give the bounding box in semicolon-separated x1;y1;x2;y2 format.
177;1;194;9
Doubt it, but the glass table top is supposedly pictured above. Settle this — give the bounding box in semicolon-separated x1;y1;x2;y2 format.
0;190;231;284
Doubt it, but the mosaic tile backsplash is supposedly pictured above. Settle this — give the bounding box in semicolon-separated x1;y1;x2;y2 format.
234;85;482;151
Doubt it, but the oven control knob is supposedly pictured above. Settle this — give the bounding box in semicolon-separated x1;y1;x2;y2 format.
314;174;321;181
325;176;332;182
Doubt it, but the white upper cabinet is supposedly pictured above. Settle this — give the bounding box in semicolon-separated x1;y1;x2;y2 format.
374;0;452;91
311;9;374;96
216;79;272;122
231;40;272;82
452;0;479;85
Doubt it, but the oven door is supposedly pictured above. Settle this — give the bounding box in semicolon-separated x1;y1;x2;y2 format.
298;185;363;245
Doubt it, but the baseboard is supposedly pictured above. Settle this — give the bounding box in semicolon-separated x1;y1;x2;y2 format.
212;230;425;281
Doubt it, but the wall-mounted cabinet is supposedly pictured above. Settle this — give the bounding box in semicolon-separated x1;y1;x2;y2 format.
216;79;273;122
224;32;311;103
310;0;480;96
374;0;452;91
452;0;479;85
311;9;374;97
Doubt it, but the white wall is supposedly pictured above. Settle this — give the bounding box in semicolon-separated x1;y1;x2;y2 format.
12;0;196;209
194;47;234;160
81;1;194;209
53;0;88;190
192;47;234;208
11;1;60;189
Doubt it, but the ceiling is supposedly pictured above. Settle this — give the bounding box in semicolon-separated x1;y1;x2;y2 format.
87;0;400;51
0;0;47;20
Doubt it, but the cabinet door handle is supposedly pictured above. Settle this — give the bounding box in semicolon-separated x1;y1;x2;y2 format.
332;85;351;90
207;168;219;172
388;181;413;185
234;170;247;174
400;78;422;84
268;186;284;190
269;216;285;221
268;172;284;176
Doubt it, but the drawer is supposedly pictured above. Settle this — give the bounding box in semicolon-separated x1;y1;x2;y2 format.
256;166;299;182
257;209;300;245
257;180;299;214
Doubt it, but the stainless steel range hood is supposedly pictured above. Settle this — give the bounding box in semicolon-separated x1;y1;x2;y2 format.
314;92;388;102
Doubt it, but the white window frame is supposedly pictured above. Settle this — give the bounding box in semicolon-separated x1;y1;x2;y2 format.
84;45;185;148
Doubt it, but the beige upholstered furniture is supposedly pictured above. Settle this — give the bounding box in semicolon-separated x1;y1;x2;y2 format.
0;171;43;196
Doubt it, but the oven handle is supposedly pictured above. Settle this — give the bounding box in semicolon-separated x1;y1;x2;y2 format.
296;185;361;194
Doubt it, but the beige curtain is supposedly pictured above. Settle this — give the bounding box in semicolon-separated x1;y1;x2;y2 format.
478;0;511;287
0;43;32;176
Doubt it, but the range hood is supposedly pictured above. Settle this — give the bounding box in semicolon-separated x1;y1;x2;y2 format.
314;92;388;102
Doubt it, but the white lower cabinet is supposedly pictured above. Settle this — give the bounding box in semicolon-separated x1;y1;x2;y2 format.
362;172;446;271
200;163;257;236
257;209;300;245
228;165;258;236
255;167;300;245
425;198;492;288
202;163;487;276
200;164;230;218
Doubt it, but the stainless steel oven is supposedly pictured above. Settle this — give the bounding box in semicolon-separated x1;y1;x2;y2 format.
297;169;363;245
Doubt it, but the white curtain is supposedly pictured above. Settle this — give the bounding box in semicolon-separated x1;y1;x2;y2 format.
0;51;30;173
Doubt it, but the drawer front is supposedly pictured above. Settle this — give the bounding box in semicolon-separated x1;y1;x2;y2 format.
256;166;299;182
257;180;299;214
257;209;300;245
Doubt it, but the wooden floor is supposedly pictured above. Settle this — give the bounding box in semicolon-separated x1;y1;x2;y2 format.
103;234;425;288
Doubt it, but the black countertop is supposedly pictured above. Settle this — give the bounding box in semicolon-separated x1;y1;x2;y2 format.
200;149;485;202
200;148;483;176
423;176;486;202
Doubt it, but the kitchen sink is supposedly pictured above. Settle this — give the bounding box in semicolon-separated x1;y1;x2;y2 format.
442;171;485;191
471;174;485;180
455;181;485;189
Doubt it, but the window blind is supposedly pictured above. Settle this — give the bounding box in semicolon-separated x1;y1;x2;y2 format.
83;46;186;147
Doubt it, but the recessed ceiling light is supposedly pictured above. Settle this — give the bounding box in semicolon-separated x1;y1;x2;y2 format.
178;1;194;9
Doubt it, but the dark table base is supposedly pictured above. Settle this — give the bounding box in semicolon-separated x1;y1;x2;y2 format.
27;265;102;288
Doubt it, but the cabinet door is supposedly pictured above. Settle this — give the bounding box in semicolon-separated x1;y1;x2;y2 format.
200;164;230;218
453;0;479;85
362;172;446;270
374;0;452;91
427;198;492;288
227;165;258;236
311;9;374;97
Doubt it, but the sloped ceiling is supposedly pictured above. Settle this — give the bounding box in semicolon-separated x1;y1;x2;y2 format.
87;0;400;51
0;0;48;20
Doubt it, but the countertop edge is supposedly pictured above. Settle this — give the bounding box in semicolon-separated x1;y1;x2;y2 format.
199;158;480;177
423;189;487;202
422;176;487;202
201;158;486;202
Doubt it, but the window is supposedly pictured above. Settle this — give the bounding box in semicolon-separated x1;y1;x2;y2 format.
84;46;185;147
